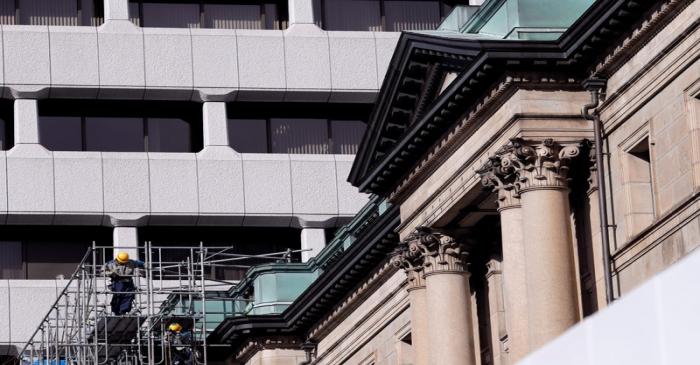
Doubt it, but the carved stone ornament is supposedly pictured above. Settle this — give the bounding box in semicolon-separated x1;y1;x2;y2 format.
477;152;521;210
479;138;587;198
392;227;469;281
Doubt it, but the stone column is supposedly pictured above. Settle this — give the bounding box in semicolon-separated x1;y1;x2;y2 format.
479;155;529;362
405;228;477;365
113;226;139;260
202;102;229;148
501;138;583;349
104;0;130;22
288;0;317;26
14;99;40;146
300;228;326;262
391;239;429;365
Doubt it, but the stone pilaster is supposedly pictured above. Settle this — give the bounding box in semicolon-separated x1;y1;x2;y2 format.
391;234;428;365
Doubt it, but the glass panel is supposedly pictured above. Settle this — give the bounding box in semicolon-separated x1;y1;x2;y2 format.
385;0;440;31
20;0;78;26
0;241;23;279
323;0;381;31
142;2;200;28
228;119;268;153
331;120;365;154
204;3;261;29
129;2;140;26
270;118;328;154
264;3;279;30
0;119;8;150
0;0;15;25
85;117;145;152
24;241;90;279
147;118;193;153
81;0;103;26
39;116;83;151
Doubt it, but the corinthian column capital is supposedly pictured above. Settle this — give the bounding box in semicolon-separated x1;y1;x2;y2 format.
502;138;587;193
477;155;521;210
394;227;469;279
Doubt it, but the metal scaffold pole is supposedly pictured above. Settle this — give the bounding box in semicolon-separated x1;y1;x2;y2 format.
10;240;301;365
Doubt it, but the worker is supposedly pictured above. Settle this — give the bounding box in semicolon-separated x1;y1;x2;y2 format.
167;322;194;365
102;251;145;315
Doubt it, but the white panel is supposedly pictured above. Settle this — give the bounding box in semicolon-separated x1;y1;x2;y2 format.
191;29;239;90
148;153;199;215
97;24;145;95
373;32;401;87
7;281;59;344
3;26;50;86
102;152;150;214
242;154;292;216
143;28;193;99
236;30;286;98
196;147;244;224
49;26;99;87
6;146;54;221
334;155;368;215
284;29;331;100
290;155;338;216
329;31;378;92
53;152;103;215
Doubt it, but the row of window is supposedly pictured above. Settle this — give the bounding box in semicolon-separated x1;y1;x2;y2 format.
0;0;464;31
0;226;304;280
0;100;369;154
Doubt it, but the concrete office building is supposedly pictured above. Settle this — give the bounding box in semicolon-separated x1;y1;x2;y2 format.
5;0;700;364
0;0;484;355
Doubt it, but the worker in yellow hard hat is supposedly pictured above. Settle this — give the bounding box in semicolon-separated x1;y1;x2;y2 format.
102;251;145;315
167;322;194;365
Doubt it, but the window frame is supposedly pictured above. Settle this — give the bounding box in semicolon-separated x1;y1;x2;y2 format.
38;99;203;153
6;0;104;26
226;103;370;154
319;0;462;31
129;0;288;29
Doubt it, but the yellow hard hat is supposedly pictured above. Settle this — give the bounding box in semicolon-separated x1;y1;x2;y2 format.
116;252;130;264
169;323;183;333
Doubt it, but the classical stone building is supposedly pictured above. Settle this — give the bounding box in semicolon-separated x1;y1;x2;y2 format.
4;0;700;363
206;0;700;363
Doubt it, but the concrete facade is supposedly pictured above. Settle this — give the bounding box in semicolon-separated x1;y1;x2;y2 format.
0;0;407;352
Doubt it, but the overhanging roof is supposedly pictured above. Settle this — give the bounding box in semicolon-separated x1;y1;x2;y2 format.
348;0;665;195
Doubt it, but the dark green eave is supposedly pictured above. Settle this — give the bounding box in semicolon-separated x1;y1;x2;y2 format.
207;203;400;346
348;0;664;195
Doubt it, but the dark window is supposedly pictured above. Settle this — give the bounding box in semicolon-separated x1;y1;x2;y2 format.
228;119;268;153
130;0;288;29
85;117;145;152
321;0;460;31
322;0;381;31
39;116;83;151
0;100;14;150
148;118;193;153
139;226;301;280
331;120;365;154
38;100;202;153
270;118;328;154
0;0;104;26
0;226;112;279
226;103;371;154
141;2;200;28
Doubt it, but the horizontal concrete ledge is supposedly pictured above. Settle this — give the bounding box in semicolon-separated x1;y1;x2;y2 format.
0;147;369;227
0;22;401;101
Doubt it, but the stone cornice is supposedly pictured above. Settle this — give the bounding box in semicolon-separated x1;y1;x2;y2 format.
235;336;303;364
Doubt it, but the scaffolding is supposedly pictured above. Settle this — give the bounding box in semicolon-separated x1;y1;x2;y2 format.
11;242;301;365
